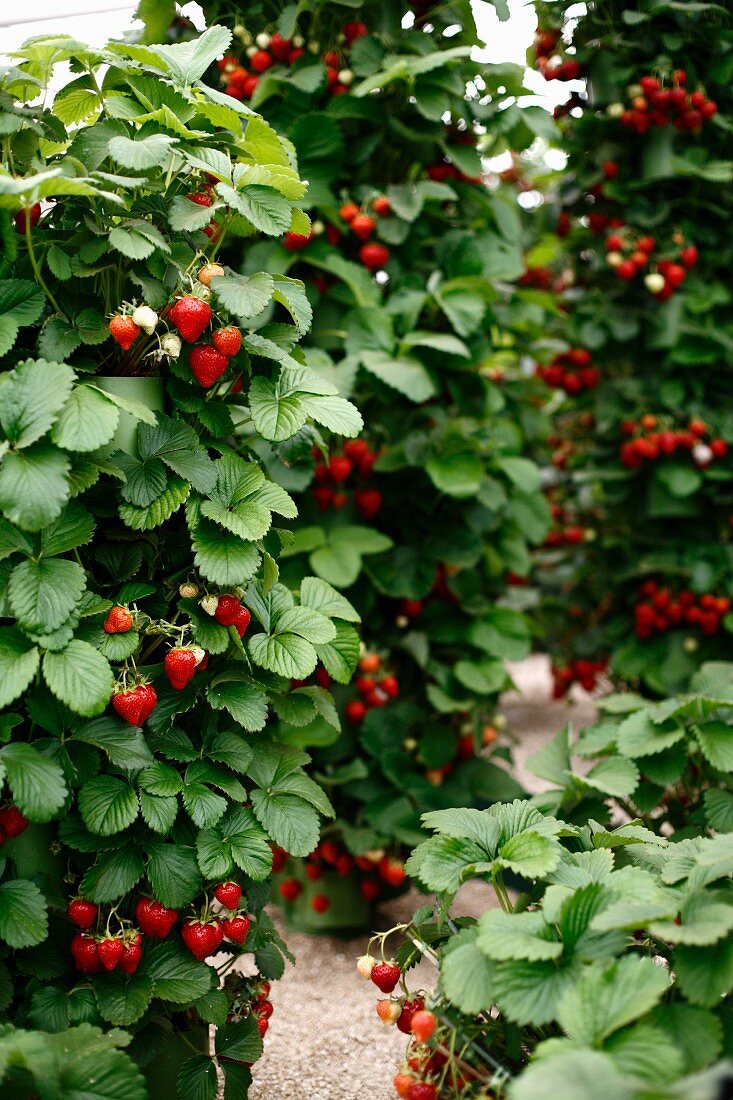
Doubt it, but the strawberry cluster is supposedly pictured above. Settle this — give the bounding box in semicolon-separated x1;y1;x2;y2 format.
532;28;581;81
619;416;727;469
275;842;405;909
0;804;29;846
551;657;608;698
224;974;274;1041
312;439;382;518
605;230;698;297
634;580;731;640
68;884;253;976
345;651;399;724
537;348;600;394
618;71;717;134
220;20;367;103
338;197;392;268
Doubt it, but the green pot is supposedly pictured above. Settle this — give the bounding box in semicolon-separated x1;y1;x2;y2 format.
142;1023;208;1093
95;375;164;457
283;870;372;935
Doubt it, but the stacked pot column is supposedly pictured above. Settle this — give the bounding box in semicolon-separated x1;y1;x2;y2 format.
0;24;366;1095
185;0;552;928
531;0;733;699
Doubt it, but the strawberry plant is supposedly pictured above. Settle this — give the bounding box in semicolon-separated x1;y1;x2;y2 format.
0;23;362;1096
530;0;733;698
139;0;553;927
371;790;733;1098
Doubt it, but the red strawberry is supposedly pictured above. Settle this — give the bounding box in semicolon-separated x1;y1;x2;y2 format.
215;595;242;626
311;894;329;913
169;296;212;343
251;50;273;73
0;805;29;838
394;1074;415;1099
14;202;41;234
71;933;102;974
253;999;274;1020
681;245;699;269
256;1015;269;1037
343;439;370;461
379;857;406;887
234;606;251;637
109;315;140;351
379;675;399;698
164;647;198;691
98;937;124;971
343;21;368;43
362;879;380;902
397;995;425;1034
339;202;359;223
371;961;401;993
103;606;133;634
214;882;242;909
182;919;224;961
189;344;230;388
135;898;178;938
255;981;271;1002
68;898;98;930
376;999;401;1025
411;1009;437;1043
328;455;353;483
350;213;376;241
373;196;391;216
111;683;157;726
359;243;390;270
408;1085;437;1100
346;700;367;724
223;915;251;944
212;326;242;358
187;192;212;207
270;33;292;61
119;933;143;974
278;879;302;902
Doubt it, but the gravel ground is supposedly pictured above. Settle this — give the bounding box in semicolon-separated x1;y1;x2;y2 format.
247;656;598;1100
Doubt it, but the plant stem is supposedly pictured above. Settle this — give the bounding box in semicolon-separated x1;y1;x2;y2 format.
25;210;65;317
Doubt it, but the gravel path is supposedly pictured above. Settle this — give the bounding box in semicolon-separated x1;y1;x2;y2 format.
247;656;598;1100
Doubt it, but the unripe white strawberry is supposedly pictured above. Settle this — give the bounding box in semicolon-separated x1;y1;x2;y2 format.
311;220;325;235
160;332;182;358
200;594;219;616
196;285;212;302
494;714;507;730
292;34;304;48
606;251;623;268
693;442;713;468
338;69;354;85
255;32;271;49
376;999;401;1026
683;637;699;653
132;304;158;334
307;40;320;54
232;24;246;38
606;102;625;118
364;848;385;864
626;83;642;98
246;45;257;58
190;645;206;666
644;273;665;294
395;614;409;628
179;581;199;598
356;954;376;979
583;528;597;542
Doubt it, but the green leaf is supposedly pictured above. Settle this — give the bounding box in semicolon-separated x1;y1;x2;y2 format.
704;788;733;832
454;658;507;695
8;558;85;632
299;576;360;622
146;839;202;908
615;710;685;757
509;1049;631;1100
0;282;46;357
51;386;120;452
108;132;178;169
168;195;219;232
94;971;154;1026
360;350;435;402
196;806;272;881
0;742;66;820
440;927;496;1014
0;880;47;948
138;417;216;495
497;456;540;493
139;792;178;833
583;757;640;799
207;676;268;732
215;1015;263;1064
119;477;190;531
150;24;233;86
272;274;312;333
478;910;562;961
210;272;274;318
0;442;71;532
695;721;733;770
176;1055;218;1100
427;451;483;498
81;849;145;904
250;787;320;857
0;357;75;448
78;775;139;836
218;183;291;235
558;956;669;1045
192;522;261;586
182;781;227;830
140;939;212;1003
315;622;360;684
249;631;318;679
647;1004;722;1075
193;989;229;1027
43;640;114;717
0;628;40;708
